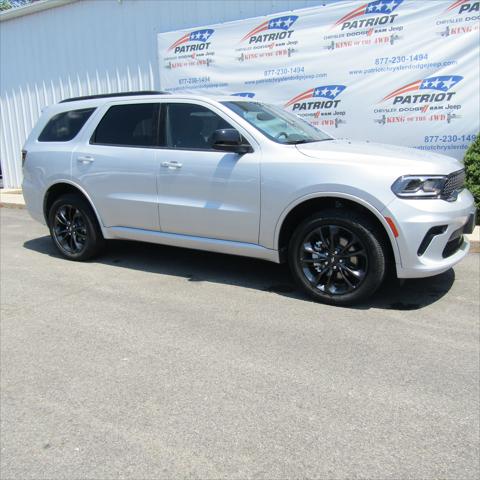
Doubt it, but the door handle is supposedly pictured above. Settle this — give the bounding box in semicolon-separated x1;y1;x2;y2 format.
161;161;182;169
77;156;94;164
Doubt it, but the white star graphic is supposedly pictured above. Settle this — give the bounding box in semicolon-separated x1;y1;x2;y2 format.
367;5;375;11
442;77;456;90
314;89;322;96
385;0;397;11
375;2;384;11
284;17;294;28
320;88;329;96
430;78;441;88
191;33;197;40
202;32;209;40
330;87;340;97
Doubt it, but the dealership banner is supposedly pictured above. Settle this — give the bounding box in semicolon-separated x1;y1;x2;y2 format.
158;0;479;159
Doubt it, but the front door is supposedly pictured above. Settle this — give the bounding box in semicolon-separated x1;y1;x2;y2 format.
156;102;260;244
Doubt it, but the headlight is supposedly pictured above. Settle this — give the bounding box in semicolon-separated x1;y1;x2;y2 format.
391;175;447;199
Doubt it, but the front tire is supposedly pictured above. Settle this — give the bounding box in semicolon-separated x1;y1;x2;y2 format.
48;193;105;261
288;209;387;306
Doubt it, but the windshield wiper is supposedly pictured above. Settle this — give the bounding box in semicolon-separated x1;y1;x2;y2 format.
284;139;315;145
285;139;332;145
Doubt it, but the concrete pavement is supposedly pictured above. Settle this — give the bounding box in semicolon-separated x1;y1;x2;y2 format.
0;189;25;209
1;208;479;479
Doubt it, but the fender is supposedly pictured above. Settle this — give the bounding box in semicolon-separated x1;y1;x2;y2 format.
43;179;112;238
273;190;402;267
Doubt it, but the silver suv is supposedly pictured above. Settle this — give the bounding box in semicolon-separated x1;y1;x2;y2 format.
22;91;476;305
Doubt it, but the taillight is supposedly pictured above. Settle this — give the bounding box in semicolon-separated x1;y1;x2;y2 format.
21;150;27;168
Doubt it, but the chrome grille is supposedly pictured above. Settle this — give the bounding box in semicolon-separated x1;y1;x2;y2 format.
441;169;465;201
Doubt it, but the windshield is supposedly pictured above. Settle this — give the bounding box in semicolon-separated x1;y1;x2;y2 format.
221;101;333;144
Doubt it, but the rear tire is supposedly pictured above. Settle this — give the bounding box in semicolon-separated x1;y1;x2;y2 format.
48;193;105;261
288;209;387;306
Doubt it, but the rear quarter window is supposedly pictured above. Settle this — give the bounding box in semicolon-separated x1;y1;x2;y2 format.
38;108;96;142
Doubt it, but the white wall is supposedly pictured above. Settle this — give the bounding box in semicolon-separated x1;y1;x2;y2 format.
0;0;331;188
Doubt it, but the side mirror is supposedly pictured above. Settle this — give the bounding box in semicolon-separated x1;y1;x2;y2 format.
211;129;253;154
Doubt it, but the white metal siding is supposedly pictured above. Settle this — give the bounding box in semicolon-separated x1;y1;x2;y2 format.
0;0;329;188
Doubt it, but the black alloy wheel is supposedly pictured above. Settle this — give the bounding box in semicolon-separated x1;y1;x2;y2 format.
48;193;105;261
52;204;88;255
289;209;387;306
300;224;368;295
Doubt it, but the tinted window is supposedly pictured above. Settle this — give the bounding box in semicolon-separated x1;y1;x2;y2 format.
164;103;234;150
38;108;95;142
92;103;159;147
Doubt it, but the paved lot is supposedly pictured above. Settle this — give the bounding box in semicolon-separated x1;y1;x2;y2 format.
1;208;479;479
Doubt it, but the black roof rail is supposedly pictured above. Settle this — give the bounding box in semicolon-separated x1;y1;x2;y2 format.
59;91;170;103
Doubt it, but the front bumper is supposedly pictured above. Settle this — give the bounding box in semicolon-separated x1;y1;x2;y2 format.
386;189;476;279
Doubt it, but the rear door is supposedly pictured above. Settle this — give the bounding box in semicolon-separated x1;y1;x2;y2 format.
73;102;161;231
156;101;261;244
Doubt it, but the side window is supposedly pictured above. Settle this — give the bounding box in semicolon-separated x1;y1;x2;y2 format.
164;103;235;150
92;103;159;147
38;108;95;142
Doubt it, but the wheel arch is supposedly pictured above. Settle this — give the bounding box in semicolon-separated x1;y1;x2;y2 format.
43;181;105;233
275;193;401;268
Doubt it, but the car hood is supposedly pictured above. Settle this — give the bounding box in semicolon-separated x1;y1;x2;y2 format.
295;140;463;175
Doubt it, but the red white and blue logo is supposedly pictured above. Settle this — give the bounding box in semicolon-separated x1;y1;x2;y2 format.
445;0;479;13
232;92;256;98
168;29;214;52
334;0;403;29
382;75;463;102
241;15;298;42
446;0;470;11
285;85;346;109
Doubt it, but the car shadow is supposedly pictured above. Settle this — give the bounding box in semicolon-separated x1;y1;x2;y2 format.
23;236;455;311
